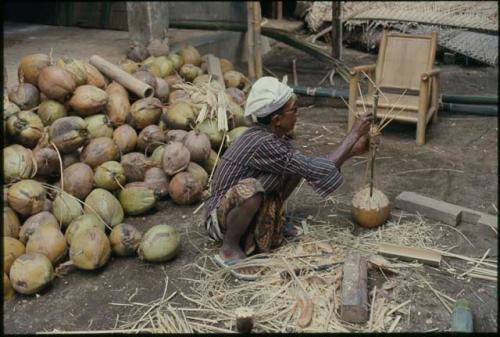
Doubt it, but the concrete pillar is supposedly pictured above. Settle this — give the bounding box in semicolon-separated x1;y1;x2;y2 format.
126;2;169;46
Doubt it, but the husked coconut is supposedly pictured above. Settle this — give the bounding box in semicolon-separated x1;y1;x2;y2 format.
118;186;157;216
7;180;46;216
180;45;202;66
62;162;94;200
183;130;211;164
129;97;163;130
56;57;87;86
113;124;137;154
38;66;76;102
6;110;44;148
84;62;107;89
186;162;209;188
84;114;113;138
121;152;151;182
105;82;130;126
162;101;195;130
169;172;202;205
137;125;166;154
49;116;89;154
69;228;111;270
9;253;54;295
69;85;108;116
52;192;84;229
84;189;124;228
80;137;120;168
94;161;126;191
195;119;224;150
37;99;67;126
3;144;36;184
8;83;40;110
19;211;59;244
109;223;142;256
26;225;67;265
65;214;105;246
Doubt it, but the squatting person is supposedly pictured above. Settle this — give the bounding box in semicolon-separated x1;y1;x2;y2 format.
204;76;373;279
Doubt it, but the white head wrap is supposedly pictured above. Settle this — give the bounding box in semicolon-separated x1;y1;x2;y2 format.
244;76;293;118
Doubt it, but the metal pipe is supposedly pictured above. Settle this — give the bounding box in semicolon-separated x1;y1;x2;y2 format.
440;103;497;116
441;94;497;105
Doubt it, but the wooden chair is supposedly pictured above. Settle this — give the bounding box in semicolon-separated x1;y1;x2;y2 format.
348;30;440;145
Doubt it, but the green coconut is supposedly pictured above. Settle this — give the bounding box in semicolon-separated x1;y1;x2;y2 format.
3;144;36;184
37;99;67;126
69;227;111;270
227;126;248;147
94;161;126;191
109;223;142;257
84;114;114;139
19;211;59;244
153;56;175;78
149;144;166;167
179;64;203;82
9;253;54;295
195;119;224;149
7;180;46;217
4;237;25;274
162;101;195;130
202;149;219;176
4;207;21;239
52;192;84;228
25;225;67;265
84;189;124;228
65;214;105;246
167;53;184;70
138;224;180;262
56;57;87;86
186;162;209;188
118;186;157;216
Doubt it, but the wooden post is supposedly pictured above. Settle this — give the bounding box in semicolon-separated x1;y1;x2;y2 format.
341;252;368;323
277;1;283;21
416;77;430;145
347;72;359;131
331;1;342;60
253;1;263;79
206;54;226;89
126;2;169;47
246;2;256;80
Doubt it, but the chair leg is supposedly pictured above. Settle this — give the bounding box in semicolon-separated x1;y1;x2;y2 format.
416;117;426;145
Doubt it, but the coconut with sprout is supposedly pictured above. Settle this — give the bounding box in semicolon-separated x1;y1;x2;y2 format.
137;125;166;155
162;142;191;176
62;162;94;200
351;187;391;229
183;130;211;164
138;224;180;262
4;237;25;274
52;192;84;229
49;116;89;154
6;110;44;148
19;212;59;244
121;152;151;182
17;53;51;85
169;172;202;205
94;161;126;191
113;125;137;155
69;228;111;270
69;85;108;116
38;100;67;126
85;114;114;139
26;225;67;265
8;83;40;110
38;65;76;102
84;189;124;228
129;97;163;130
3;144;36;184
4;207;21;239
162;101;195;130
65;214;106;246
9;253;54;295
180;45;202;66
109;223;142;257
7;180;46;217
80;137;120;168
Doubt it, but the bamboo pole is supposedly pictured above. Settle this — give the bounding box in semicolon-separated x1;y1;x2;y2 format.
89;55;154;98
246;2;256;80
277;1;283;21
331;1;342;60
253;1;263;79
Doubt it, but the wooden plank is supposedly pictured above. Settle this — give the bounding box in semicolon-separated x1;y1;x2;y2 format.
261;19;304;32
378;243;442;266
340;252;368;323
394;191;463;226
205;54;225;89
461;208;497;229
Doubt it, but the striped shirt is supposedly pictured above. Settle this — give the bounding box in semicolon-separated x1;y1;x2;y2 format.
205;125;344;217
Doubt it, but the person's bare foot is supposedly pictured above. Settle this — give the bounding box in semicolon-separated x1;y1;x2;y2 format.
219;244;261;276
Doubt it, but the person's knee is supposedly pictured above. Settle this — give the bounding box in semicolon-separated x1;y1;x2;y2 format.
243;192;263;211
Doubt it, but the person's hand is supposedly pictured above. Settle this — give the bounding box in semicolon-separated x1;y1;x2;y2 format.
349;134;370;156
351;113;373;138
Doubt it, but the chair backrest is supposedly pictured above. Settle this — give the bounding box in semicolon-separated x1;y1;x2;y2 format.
375;31;437;91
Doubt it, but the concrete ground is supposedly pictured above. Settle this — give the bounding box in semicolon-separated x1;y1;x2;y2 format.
3;23;498;333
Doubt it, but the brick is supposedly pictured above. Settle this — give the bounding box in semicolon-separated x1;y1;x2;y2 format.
394;191;463;226
341;252;368;323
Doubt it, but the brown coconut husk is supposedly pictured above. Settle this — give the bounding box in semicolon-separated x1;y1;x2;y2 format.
37;65;76;102
56;57;88;86
80;137;120;168
137;125;166;155
62;162;94;200
26;225;67;265
179;64;203;82
48;116;89;154
183;129;211;164
69;85;109;116
113;124;138;155
109;223;142;257
84;63;108;89
62;152;80;169
17;53;51;85
180;45;202;66
154;77;170;102
162;141;191;176
166;129;188;143
19;211;59;244
186;162;209;188
121;152;152;182
69;227;111;270
169;171;202;205
37;99;67;126
7;180;47;217
105;81;130;127
8;82;40;110
162;101;195;130
4;207;21;239
128;97;163;130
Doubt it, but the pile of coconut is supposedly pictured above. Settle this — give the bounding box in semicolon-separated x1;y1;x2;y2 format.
3;44;252;299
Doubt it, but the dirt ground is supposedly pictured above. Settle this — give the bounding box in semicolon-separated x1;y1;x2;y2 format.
3;24;498;333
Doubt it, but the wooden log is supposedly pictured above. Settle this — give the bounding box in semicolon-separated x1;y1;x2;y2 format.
378;243;442;267
394;191;463;226
235;307;254;333
89;55;154;98
205;54;225;89
340;252;368;323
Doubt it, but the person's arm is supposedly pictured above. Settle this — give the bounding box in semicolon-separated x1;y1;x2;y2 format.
326;113;372;168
